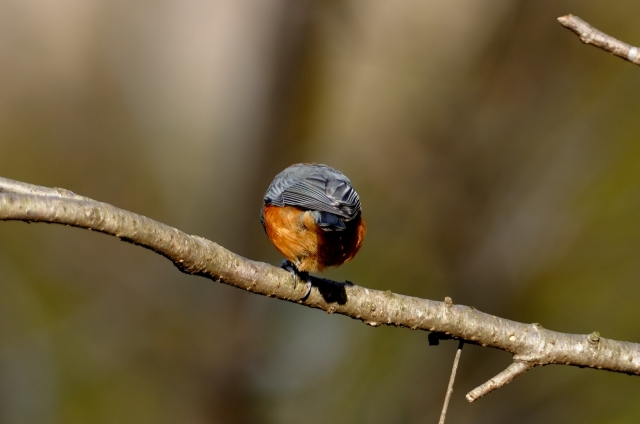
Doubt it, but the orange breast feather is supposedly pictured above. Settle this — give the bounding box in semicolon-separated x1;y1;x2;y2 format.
263;205;366;273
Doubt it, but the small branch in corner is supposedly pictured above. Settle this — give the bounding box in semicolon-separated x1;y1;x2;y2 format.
557;14;640;66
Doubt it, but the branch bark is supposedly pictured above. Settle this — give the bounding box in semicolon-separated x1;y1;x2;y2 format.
558;14;640;66
2;176;640;401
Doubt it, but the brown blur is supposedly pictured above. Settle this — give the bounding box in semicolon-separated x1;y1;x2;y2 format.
2;1;640;423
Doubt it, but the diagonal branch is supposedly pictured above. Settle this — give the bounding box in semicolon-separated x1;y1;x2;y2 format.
466;361;534;402
558;14;640;66
2;176;640;401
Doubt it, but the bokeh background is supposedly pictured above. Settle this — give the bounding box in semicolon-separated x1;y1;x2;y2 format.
1;1;640;423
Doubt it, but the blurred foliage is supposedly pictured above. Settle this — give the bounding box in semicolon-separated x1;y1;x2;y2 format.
2;0;640;423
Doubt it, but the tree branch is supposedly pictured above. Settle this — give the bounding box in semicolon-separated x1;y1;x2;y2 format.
558;14;640;66
2;176;640;401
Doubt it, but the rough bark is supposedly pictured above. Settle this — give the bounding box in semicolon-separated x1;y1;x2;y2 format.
1;176;639;401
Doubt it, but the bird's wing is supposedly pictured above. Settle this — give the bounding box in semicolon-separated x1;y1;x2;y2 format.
264;165;361;221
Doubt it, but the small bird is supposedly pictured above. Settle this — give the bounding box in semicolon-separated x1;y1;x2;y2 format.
261;163;366;297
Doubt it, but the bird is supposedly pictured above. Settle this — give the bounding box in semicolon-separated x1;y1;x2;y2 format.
261;163;366;298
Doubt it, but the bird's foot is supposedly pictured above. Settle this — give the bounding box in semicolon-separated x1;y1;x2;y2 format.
280;259;297;282
280;260;312;300
300;278;312;301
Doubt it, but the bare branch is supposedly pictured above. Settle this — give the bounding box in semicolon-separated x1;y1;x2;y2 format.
466;361;534;402
0;176;91;201
558;15;640;66
2;177;640;401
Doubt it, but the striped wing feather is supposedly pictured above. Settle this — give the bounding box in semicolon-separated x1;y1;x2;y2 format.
263;164;361;223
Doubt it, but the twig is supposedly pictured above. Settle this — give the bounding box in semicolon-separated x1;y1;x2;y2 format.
2;177;640;401
557;15;640;66
466;361;534;402
439;341;464;424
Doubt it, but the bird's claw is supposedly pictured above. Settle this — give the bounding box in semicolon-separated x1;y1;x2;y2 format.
301;280;312;301
280;259;298;282
280;259;312;300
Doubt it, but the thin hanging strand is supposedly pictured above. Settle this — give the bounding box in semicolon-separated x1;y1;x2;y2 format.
439;341;464;424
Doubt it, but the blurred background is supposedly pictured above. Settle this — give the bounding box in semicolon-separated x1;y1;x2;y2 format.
1;1;640;423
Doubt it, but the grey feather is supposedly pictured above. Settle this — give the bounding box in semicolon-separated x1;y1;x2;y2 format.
310;210;347;231
262;163;362;231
